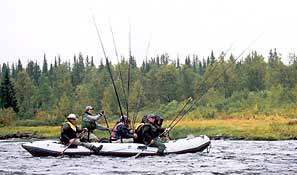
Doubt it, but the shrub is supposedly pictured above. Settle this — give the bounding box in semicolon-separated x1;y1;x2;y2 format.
0;108;16;127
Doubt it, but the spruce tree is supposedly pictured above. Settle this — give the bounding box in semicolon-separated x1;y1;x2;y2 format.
42;54;48;74
0;64;18;112
210;50;216;65
17;59;23;73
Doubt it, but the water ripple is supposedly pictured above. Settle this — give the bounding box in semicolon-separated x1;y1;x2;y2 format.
0;140;297;174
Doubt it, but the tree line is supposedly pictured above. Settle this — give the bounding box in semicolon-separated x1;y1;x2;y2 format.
1;49;297;126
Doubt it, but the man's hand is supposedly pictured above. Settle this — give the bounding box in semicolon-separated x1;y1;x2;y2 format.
150;139;154;145
69;138;76;145
133;133;138;139
83;128;88;132
165;128;170;132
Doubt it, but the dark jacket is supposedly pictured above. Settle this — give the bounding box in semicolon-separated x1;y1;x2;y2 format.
111;122;134;139
134;123;159;145
60;121;83;145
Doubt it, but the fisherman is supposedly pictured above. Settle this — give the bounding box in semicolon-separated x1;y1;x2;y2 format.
111;115;137;142
154;115;170;142
81;106;110;142
134;114;168;155
60;114;103;154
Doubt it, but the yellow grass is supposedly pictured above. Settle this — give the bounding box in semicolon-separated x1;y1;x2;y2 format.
166;116;297;140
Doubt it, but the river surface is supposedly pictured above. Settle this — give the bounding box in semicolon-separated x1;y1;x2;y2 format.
0;139;296;175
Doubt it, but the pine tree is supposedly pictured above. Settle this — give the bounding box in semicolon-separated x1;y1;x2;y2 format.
98;59;104;72
42;53;48;74
58;55;61;65
54;57;57;68
177;57;180;68
33;61;41;85
0;64;18;112
17;59;23;73
26;61;34;80
11;64;17;79
91;56;95;67
210;50;216;65
86;56;90;68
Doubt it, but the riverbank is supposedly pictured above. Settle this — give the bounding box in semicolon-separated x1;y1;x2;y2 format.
1;116;297;140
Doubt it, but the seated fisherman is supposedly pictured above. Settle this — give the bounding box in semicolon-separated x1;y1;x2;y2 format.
60;114;103;153
111;115;137;142
134;114;168;155
81;105;109;142
154;115;170;141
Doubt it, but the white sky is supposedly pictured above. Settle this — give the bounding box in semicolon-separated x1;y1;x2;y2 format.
0;0;297;66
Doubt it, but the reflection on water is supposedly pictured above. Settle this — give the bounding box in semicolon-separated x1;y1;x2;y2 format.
0;140;296;174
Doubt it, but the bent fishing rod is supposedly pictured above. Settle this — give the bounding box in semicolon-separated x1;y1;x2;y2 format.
109;21;129;117
92;14;124;118
165;34;262;135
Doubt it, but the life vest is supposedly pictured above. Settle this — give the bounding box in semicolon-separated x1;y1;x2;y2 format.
60;121;78;144
111;122;125;139
134;123;158;144
66;121;77;132
134;123;145;143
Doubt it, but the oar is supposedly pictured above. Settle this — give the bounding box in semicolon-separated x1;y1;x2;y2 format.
59;129;87;156
133;126;171;158
59;138;79;156
102;112;111;136
59;142;72;156
133;139;160;158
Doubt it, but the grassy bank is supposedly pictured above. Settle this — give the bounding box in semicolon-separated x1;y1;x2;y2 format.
1;116;297;140
169;116;297;140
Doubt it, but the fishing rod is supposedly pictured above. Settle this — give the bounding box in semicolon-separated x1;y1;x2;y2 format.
167;35;262;132
92;14;124;118
167;44;234;129
109;21;129;116
127;22;132;120
167;97;193;128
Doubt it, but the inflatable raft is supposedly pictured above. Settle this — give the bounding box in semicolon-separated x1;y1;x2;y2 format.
22;135;210;157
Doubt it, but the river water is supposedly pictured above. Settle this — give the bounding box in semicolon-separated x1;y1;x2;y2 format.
0;139;296;175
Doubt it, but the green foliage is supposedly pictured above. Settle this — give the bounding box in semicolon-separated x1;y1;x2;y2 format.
1;50;297;127
157;100;179;119
0;108;16;127
0;64;18;112
14;70;36;119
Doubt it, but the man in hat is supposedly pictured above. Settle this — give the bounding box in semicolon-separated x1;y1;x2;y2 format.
60;113;103;154
81;105;109;142
134;114;168;155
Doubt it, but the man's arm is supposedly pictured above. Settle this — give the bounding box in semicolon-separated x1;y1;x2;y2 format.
83;113;103;122
95;122;109;130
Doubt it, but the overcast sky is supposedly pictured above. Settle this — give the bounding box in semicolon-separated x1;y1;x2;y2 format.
0;0;297;66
